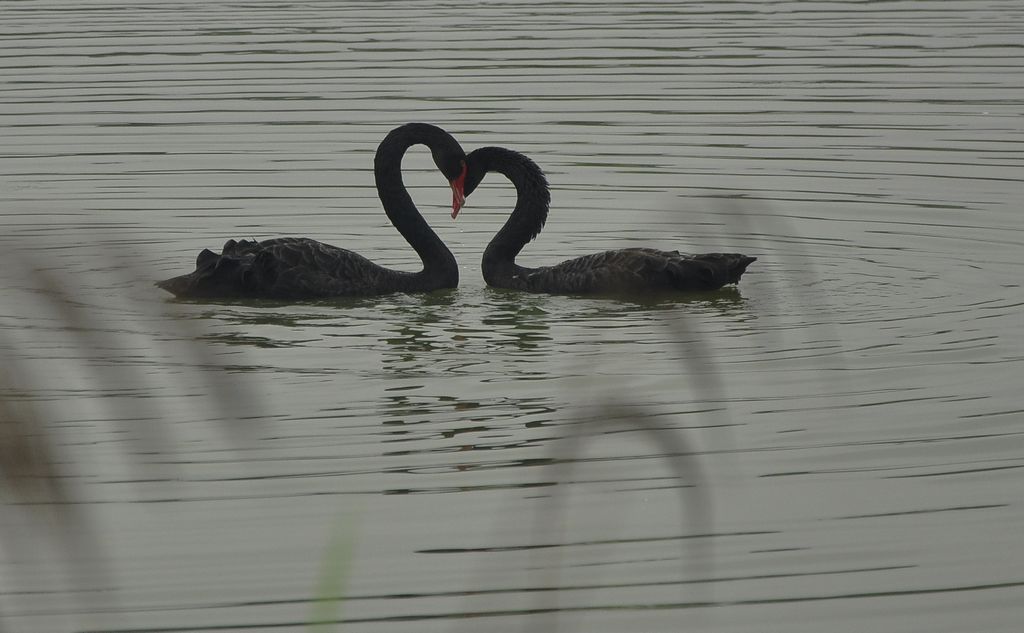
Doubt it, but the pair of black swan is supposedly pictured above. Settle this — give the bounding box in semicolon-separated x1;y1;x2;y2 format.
157;123;755;300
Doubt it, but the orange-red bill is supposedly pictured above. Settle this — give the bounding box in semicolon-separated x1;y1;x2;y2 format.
450;161;467;219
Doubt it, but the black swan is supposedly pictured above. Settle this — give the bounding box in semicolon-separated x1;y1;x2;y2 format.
460;146;755;294
157;123;468;300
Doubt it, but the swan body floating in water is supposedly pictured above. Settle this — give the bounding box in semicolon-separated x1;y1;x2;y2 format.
157;123;467;300
461;146;755;294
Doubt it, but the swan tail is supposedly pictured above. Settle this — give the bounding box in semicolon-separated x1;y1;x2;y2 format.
156;244;273;298
668;253;756;290
718;254;757;284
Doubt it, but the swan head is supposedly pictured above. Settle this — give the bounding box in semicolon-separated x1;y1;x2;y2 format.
386;122;468;219
462;145;548;195
462;145;549;209
430;150;467;219
463;154;486;200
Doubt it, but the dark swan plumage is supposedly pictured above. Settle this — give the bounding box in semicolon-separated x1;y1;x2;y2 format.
461;146;755;295
157;123;468;300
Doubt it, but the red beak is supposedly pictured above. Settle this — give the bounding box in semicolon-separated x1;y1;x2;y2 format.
450;162;467;219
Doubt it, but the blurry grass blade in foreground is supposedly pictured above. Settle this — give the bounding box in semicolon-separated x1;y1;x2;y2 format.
0;252;266;630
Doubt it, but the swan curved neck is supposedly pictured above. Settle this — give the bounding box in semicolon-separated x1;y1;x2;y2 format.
374;123;458;288
476;147;550;286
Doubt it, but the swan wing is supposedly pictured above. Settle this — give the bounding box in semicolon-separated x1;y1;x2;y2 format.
226;238;392;298
158;238;391;299
522;248;754;294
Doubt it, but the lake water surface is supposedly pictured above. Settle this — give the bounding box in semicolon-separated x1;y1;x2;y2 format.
1;1;1023;632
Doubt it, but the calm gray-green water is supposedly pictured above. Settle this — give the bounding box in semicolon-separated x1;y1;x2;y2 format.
2;1;1022;632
